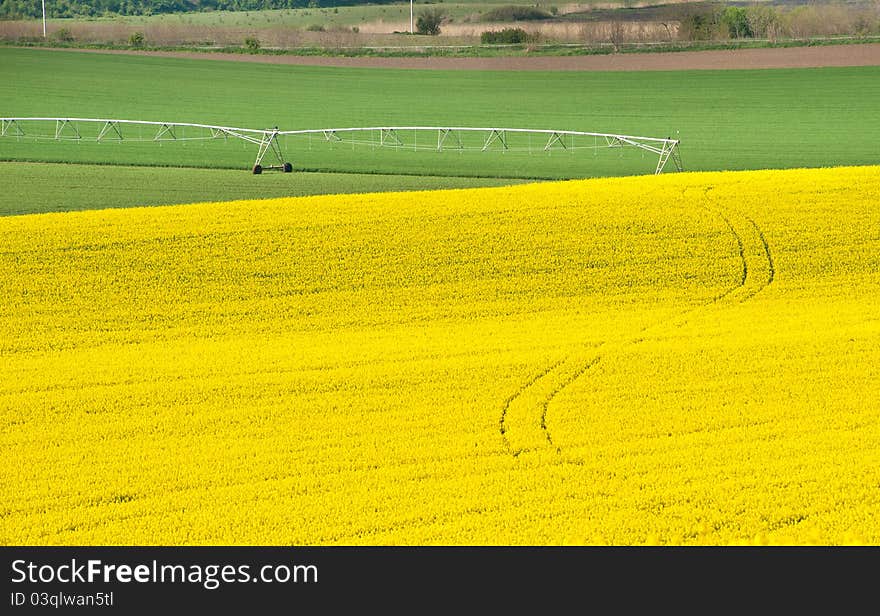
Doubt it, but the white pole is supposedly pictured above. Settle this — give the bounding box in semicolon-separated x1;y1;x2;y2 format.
410;0;413;34
42;0;47;38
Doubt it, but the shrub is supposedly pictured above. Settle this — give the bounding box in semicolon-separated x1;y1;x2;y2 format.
53;28;75;43
746;5;781;40
244;36;261;51
481;28;531;44
608;20;625;51
306;24;325;32
416;8;445;35
677;5;717;41
128;31;145;47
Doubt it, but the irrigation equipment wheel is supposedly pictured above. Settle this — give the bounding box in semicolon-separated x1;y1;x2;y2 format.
252;164;262;175
283;162;293;173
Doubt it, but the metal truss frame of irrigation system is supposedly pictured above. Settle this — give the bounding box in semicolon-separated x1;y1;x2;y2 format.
0;117;683;175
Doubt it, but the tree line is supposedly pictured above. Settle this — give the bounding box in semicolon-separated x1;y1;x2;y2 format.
0;0;397;19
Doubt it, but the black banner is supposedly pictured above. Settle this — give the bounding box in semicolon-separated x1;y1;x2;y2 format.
1;546;876;612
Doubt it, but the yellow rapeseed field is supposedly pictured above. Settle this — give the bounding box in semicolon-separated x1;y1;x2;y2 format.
2;166;878;545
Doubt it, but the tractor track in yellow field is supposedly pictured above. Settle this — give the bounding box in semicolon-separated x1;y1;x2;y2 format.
500;186;775;457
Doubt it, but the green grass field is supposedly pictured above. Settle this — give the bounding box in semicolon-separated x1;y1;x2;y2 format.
0;162;525;216
3;48;879;179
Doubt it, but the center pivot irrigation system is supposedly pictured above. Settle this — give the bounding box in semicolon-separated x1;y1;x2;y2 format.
0;117;683;175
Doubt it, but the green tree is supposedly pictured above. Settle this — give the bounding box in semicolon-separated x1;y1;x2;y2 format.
416;8;445;36
721;7;753;39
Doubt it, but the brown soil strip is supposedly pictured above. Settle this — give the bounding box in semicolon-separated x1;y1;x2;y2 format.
28;43;880;71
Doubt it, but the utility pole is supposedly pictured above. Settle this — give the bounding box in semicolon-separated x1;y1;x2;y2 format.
410;0;413;34
42;0;47;38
